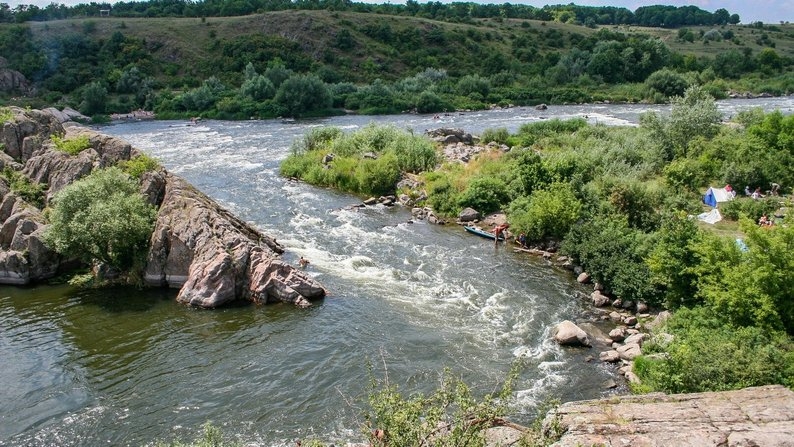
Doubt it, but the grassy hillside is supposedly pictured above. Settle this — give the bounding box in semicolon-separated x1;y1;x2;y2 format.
3;11;794;117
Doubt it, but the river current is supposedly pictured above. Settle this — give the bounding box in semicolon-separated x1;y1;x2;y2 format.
2;97;792;446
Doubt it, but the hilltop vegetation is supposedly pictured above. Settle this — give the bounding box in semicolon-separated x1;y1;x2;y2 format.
0;2;793;119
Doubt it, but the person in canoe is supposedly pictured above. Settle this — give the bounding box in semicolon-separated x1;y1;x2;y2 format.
493;223;509;246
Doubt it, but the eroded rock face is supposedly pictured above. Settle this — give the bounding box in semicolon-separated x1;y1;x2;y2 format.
0;107;326;306
144;173;326;308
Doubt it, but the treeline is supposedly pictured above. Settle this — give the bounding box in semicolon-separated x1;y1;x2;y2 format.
3;12;791;121
281;88;794;393
1;0;740;27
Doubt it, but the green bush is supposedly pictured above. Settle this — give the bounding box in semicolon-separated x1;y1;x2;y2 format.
507;183;581;242
563;214;656;302
480;127;509;145
645;213;702;309
0;167;47;209
645;68;690;98
275;74;332;117
719;197;779;221
118;154;160;179
425;173;462;216
364;366;516;447
356;152;401;196
634;307;794;393
515;118;588;147
43;167;156;271
457;176;509;215
51;134;91;155
691;218;794;333
0;107;13;123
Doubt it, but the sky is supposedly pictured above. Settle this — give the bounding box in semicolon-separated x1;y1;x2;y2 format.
3;0;793;24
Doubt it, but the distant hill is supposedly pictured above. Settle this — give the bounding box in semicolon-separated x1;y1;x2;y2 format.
1;9;792;118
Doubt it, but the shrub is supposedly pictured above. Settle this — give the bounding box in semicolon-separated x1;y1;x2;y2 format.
645;68;690;98
51;134;91;155
719;197;779;221
43;167;157;271
507;183;581;242
290;126;344;156
457;176;509;215
515;118;588;147
425;174;462;216
480;127;509;145
691;218;794;333
275;74;331;117
0;107;13;123
563;214;656;302
635;307;794;393
118;153;160;179
364;365;516;447
355;152;401;196
0;167;47;209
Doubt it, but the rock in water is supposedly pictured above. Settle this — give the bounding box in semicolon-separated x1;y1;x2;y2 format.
144;174;326;308
553;320;591;347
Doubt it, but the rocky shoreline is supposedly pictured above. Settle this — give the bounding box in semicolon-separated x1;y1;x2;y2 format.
0;107;326;308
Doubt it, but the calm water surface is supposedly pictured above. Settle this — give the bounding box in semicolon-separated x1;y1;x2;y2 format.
2;98;792;446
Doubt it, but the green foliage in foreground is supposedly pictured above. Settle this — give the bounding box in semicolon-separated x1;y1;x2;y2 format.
0;167;47;209
51;134;91;155
281;124;437;196
43;167;156;271
364;367;516;447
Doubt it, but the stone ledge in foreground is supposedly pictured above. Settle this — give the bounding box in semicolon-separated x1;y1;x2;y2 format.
546;385;794;447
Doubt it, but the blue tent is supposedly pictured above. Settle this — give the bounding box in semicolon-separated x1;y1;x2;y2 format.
703;187;733;208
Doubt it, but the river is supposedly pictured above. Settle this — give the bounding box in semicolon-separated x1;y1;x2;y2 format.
1;97;792;446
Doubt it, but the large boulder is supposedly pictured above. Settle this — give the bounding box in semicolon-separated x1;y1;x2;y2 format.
1;107;64;162
458;207;480;222
145;174;326;308
553;320;591;347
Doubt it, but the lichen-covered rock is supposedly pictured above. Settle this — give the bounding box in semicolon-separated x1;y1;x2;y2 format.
1;107;64;162
546;385;794;447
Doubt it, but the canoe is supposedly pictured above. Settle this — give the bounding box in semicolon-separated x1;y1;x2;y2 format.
464;225;504;241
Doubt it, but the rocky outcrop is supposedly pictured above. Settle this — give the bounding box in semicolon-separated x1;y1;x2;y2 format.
545;385;794;447
144;174;326;307
0;106;326;307
0;58;29;94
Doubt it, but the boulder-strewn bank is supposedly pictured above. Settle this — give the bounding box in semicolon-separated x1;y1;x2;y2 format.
544;385;794;447
0;107;325;307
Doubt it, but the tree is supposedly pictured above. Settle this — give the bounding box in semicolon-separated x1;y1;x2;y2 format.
274;74;331;117
44;167;157;271
645;68;689;98
80;81;108;115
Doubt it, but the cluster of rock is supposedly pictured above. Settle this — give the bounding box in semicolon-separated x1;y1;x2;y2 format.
0;107;325;308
